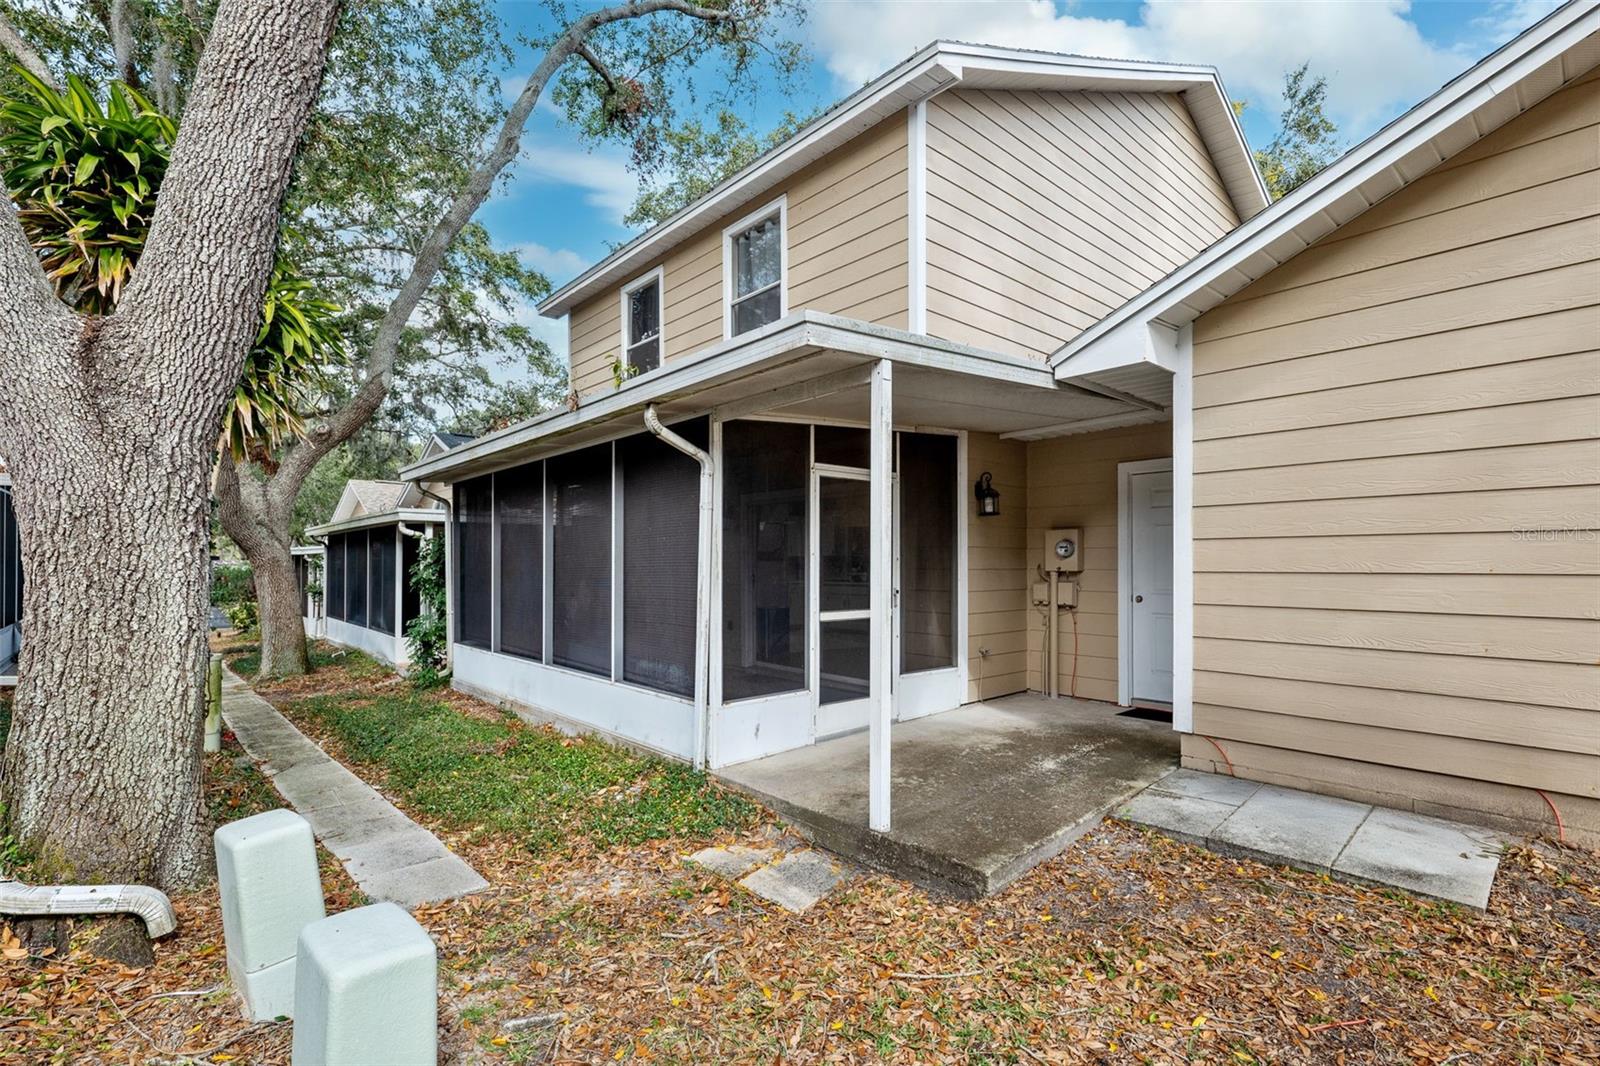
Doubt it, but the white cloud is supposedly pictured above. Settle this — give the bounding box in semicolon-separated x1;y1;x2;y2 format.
1471;0;1562;46
515;138;638;225
807;0;1491;139
512;240;587;282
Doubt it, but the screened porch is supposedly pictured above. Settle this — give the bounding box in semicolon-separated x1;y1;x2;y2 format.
426;312;1167;831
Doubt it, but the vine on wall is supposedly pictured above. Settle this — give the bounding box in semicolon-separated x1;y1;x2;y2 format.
405;532;449;687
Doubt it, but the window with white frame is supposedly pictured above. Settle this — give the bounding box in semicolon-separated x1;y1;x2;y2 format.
725;200;784;336
621;270;662;373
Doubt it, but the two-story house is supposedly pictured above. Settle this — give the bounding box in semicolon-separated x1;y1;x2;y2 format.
403;7;1600;874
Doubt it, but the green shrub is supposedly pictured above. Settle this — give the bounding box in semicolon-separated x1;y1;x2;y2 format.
404;533;449;687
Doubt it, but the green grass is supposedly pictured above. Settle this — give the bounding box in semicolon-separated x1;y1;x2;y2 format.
286;687;759;854
226;640;387;681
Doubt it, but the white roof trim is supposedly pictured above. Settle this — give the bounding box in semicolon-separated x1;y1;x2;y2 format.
538;41;1265;319
306;507;445;539
400;310;1064;482
1050;1;1600;378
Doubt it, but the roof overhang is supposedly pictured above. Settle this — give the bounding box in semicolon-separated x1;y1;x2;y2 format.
537;41;1266;319
306;507;446;539
400;311;1162;483
1049;1;1600;401
291;544;324;556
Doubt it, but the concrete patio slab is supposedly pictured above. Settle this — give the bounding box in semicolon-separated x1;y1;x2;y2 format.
1118;769;1505;909
738;851;850;912
221;668;486;907
1334;808;1503;910
1210;785;1369;872
718;693;1178;897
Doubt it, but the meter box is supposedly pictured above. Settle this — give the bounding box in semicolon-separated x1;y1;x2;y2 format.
1043;527;1083;573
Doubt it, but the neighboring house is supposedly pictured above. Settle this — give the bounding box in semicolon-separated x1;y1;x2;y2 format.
402;8;1599;848
0;467;22;686
293;542;325;640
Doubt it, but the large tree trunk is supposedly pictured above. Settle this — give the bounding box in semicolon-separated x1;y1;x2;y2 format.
2;435;215;885
0;0;340;889
215;455;307;678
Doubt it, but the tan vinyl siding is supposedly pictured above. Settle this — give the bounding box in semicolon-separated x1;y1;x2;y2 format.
565;117;909;398
966;432;1029;701
925;89;1239;360
1188;72;1600;845
1024;422;1171;699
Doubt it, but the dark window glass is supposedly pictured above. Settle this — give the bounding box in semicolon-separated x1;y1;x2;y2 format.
496;462;544;661
369;527;397;636
620;418;706;697
347;529;369;628
296;556;309;617
326;532;346;621
819;617;869;706
899;433;957;673
550;445;611;675
401;532;421;631
730;214;782;335
818;477;870;612
454;476;493;648
813;425;868;468
626;280;661;373
721;420;807;700
0;491;15;629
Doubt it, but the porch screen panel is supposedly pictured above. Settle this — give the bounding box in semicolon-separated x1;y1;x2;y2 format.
620;418;706;697
347;529;370;628
369;527;397;635
721;420;807;701
454;475;493;648
899;432;957;673
401;532;421;630
549;445;611;675
297;556;309;617
495;462;543;660
326;533;346;620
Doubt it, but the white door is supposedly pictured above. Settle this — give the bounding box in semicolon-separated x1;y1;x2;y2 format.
1128;468;1174;705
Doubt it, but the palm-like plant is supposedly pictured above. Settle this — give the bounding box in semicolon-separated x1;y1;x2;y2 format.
0;69;343;458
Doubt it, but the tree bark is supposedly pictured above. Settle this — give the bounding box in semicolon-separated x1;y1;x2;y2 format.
0;0;340;889
215;454;307;677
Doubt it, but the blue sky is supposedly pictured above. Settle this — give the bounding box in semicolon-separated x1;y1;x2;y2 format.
477;0;1561;364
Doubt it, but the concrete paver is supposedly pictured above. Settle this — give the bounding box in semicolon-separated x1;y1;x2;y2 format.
1117;790;1236;845
738;850;850;913
687;845;775;879
220;669;486;908
1334;807;1502;910
1210;785;1370;872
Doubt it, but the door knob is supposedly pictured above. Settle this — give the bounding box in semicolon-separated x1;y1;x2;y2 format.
1134;595;1144;603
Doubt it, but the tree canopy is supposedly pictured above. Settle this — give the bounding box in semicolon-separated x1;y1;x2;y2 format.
1246;62;1342;200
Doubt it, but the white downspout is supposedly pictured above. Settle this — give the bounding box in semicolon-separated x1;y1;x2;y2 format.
644;405;714;772
0;879;177;938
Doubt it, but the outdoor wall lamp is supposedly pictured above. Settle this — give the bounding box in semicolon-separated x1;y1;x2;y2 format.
974;471;1001;517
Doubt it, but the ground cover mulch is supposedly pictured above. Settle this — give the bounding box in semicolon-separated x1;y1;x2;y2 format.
2;640;1594;1064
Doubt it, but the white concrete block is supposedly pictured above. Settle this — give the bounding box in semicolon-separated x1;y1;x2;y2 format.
215;809;325;1021
292;902;437;1066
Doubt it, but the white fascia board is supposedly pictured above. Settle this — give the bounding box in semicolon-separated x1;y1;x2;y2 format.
1047;2;1600;379
400;311;1059;483
1056;318;1180;380
290;544;325;556
306;507;445;539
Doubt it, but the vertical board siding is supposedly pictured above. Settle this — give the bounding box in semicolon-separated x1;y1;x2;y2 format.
1024;422;1172;700
966;432;1029;701
1189;74;1600;843
925;89;1239;360
565;117;909;398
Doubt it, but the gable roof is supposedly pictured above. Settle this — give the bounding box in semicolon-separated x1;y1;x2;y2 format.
1049;0;1600;388
328;479;409;525
537;40;1267;319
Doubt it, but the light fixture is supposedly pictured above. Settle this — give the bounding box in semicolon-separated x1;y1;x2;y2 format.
974;471;1000;518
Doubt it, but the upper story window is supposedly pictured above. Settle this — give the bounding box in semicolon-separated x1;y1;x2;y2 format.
723;196;786;338
620;267;663;374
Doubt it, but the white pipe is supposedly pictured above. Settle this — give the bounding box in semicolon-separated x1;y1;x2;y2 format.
644;405;714;772
1047;570;1059;699
0;879;177;938
398;523;425;538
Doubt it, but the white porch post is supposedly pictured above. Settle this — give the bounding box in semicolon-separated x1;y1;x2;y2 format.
869;359;894;832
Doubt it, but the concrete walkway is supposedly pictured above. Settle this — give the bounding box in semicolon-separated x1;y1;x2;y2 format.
220;670;487;907
1118;770;1504;909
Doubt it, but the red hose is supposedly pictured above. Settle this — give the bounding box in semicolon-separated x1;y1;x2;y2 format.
1534;789;1567;844
1201;734;1236;777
